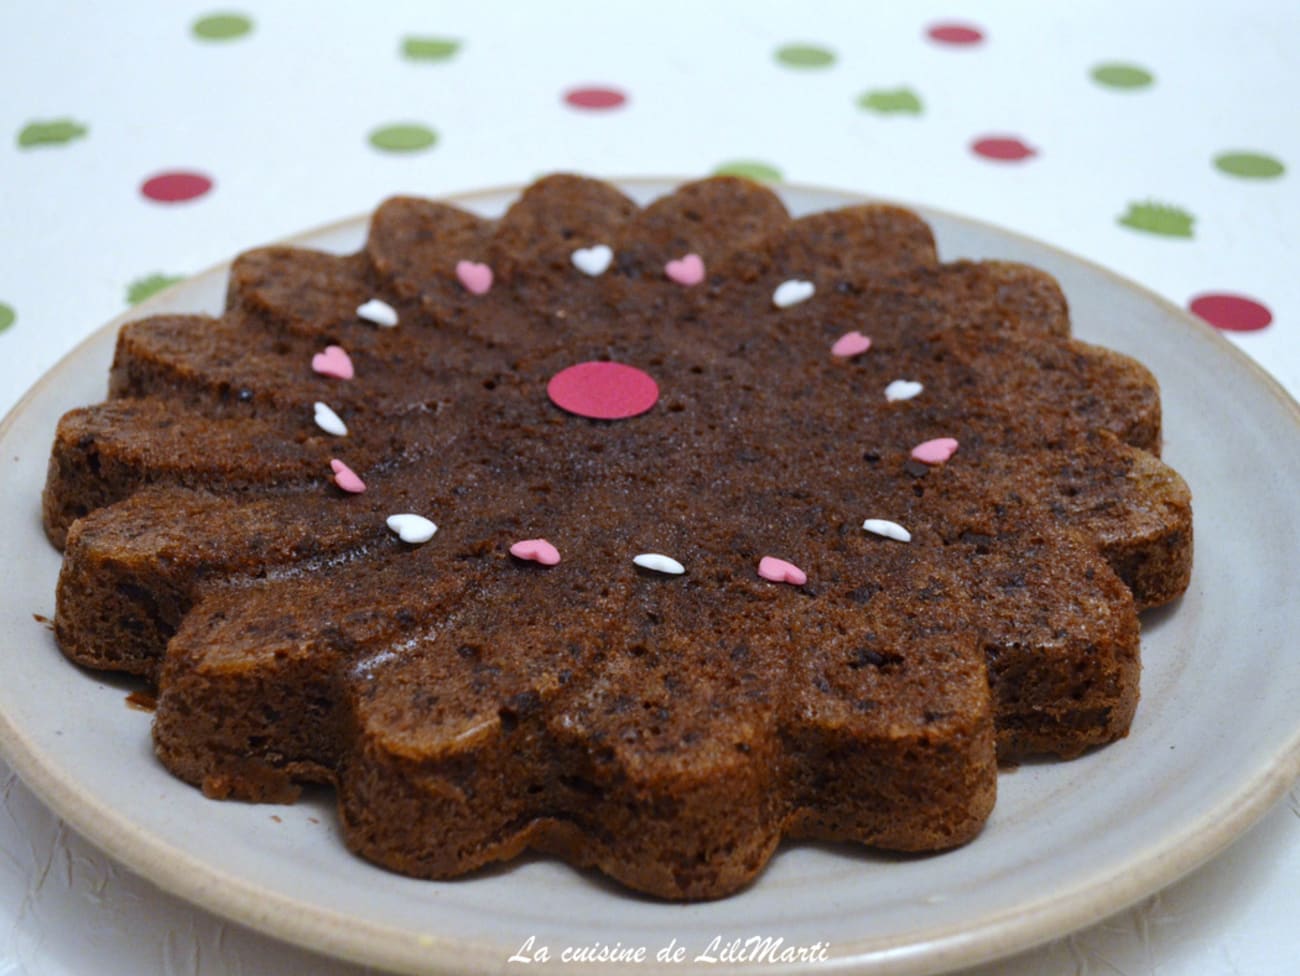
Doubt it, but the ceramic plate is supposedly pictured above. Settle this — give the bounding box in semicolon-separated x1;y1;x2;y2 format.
1;180;1298;976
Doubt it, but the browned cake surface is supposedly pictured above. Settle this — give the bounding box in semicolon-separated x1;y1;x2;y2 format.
42;174;1192;899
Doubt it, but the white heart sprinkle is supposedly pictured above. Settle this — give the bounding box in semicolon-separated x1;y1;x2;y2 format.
885;379;924;402
772;279;815;308
312;401;348;437
862;519;912;543
571;244;614;277
386;514;437;544
633;553;685;575
356;298;398;328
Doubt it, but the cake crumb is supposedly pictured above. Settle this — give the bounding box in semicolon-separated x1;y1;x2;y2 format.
125;690;157;712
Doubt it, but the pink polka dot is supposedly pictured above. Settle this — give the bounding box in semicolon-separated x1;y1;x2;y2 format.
547;361;659;420
140;171;213;203
927;22;985;45
563;86;627;110
971;136;1037;161
1189;293;1273;332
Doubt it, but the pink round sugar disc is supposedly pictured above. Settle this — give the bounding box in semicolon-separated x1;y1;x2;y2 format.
547;361;659;420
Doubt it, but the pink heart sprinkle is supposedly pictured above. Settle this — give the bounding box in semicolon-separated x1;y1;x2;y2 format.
509;538;561;566
456;260;493;295
311;345;354;380
329;458;366;493
664;253;705;286
831;331;872;357
757;556;807;586
911;437;959;464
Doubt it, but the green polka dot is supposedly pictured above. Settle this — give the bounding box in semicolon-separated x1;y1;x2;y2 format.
1117;200;1195;238
713;160;783;183
193;12;253;41
775;43;835;69
1214;151;1285;180
17;119;88;148
369;123;438;153
1091;63;1154;90
402;36;460;62
0;303;14;335
127;273;184;305
857;88;923;115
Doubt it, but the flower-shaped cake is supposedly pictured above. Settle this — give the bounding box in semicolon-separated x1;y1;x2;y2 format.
44;175;1192;899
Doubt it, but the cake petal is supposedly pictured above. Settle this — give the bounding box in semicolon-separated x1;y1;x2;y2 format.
616;176;789;279
366;196;491;303
52;485;394;675
226;247;371;337
44;399;333;542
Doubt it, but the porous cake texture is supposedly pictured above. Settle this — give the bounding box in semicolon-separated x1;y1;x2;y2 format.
43;175;1192;899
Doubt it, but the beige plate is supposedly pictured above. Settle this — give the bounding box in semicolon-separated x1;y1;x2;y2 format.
1;180;1298;976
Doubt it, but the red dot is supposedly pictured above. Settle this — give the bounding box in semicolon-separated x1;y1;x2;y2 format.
563;86;627;111
141;171;214;203
927;22;985;45
971;136;1037;161
547;361;659;420
1188;293;1273;332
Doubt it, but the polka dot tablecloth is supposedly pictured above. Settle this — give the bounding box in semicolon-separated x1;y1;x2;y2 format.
2;2;1297;973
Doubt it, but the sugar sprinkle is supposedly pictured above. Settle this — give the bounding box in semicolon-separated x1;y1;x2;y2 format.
885;379;923;402
633;553;685;575
572;244;613;276
455;260;493;295
311;344;354;380
387;513;437;544
758;555;807;586
356;298;398;327
773;279;815;308
509;538;562;566
664;253;705;286
313;401;348;436
910;437;959;465
330;459;366;494
862;519;912;542
831;331;872;357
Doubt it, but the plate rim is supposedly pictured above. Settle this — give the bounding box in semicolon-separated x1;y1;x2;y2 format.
2;176;1299;976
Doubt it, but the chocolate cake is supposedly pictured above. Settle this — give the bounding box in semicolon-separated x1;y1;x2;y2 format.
42;175;1192;899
